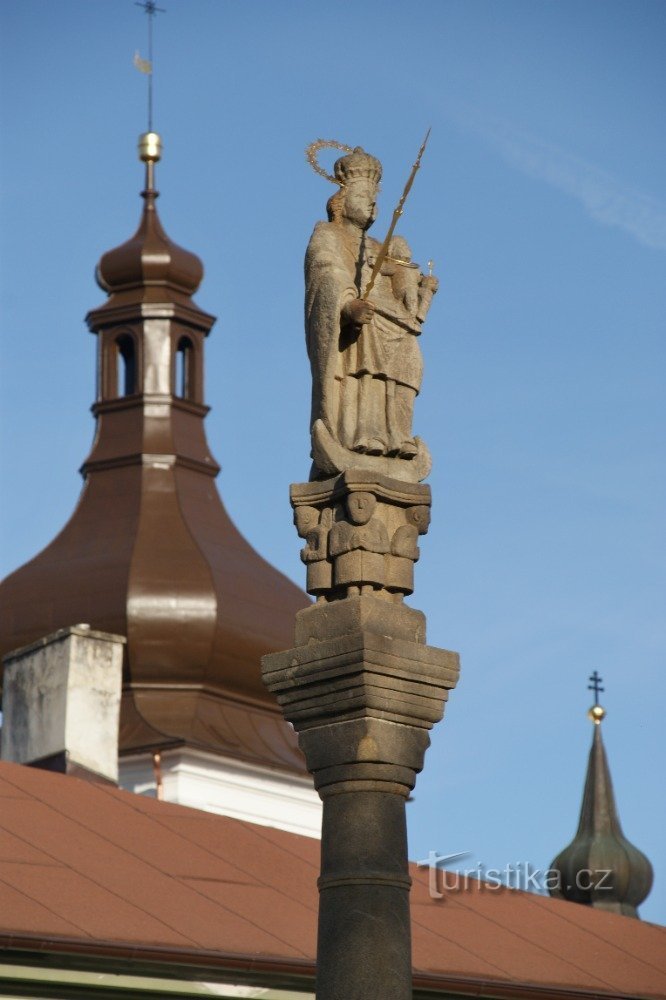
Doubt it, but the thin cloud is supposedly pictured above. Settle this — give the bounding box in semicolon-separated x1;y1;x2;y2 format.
445;102;666;251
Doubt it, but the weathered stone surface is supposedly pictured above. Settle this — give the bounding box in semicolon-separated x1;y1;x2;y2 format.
263;629;458;799
330;490;390;591
316;790;412;1000
304;147;439;483
299;717;434;794
263;142;459;1000
263;631;458;731
1;625;125;783
294;504;333;598
311;421;431;483
264;464;458;999
263;604;458;999
294;594;426;645
290;472;432;603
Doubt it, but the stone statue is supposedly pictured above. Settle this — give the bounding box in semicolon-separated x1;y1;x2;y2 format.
262;139;460;1000
294;504;332;601
386;504;431;598
305;145;438;483
328;491;390;596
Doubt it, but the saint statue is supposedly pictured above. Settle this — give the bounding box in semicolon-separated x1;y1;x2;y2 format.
305;144;438;483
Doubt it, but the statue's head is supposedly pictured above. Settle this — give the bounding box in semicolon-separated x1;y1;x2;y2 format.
389;235;412;262
293;505;319;537
327;147;382;231
406;505;431;534
334;147;381;187
346;491;377;525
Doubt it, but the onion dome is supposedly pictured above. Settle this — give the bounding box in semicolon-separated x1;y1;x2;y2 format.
96;191;203;298
95;133;203;303
549;688;653;918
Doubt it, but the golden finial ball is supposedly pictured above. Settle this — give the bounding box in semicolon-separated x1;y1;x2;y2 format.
138;131;162;163
588;704;607;724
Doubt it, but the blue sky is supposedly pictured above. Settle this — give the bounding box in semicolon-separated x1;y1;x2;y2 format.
1;1;664;923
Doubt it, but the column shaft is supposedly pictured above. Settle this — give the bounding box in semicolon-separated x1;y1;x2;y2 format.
317;791;412;1000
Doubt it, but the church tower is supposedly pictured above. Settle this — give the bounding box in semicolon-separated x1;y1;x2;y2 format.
0;133;319;835
549;675;653;918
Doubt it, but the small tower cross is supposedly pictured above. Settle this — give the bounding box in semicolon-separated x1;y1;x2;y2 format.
588;670;604;705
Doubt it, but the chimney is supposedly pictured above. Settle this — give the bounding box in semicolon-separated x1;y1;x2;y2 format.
1;625;125;784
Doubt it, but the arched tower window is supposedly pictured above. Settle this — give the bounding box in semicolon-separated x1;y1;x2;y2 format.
175;337;194;400
116;335;136;397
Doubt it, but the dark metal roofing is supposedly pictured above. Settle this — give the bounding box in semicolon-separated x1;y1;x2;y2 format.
550;719;653;918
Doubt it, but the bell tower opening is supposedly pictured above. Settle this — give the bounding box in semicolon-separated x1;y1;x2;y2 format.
116;334;136;397
175;336;193;400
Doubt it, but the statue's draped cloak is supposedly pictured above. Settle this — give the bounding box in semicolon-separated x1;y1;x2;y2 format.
305;221;362;438
305;221;422;444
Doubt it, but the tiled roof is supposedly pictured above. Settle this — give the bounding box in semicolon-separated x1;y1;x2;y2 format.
0;762;664;998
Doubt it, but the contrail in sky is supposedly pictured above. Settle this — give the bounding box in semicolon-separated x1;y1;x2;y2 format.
444;102;666;251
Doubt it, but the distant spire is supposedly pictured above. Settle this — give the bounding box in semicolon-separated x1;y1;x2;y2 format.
549;680;653;918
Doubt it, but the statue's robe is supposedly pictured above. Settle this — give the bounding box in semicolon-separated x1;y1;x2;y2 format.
305;221;424;456
305;220;366;443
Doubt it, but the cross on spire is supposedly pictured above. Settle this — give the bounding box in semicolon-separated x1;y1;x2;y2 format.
588;670;604;705
135;1;165;17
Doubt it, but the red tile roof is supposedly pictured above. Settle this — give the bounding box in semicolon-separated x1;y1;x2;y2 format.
0;762;663;998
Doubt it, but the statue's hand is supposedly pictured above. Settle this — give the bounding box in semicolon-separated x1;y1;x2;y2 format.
342;298;375;327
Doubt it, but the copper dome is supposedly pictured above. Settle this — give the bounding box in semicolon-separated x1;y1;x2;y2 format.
96;189;204;298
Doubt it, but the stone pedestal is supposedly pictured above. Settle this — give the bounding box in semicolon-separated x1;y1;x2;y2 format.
263;472;459;1000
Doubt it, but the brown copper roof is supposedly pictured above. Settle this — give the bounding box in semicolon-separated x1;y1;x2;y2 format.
96;187;204;299
0;762;663;998
0;174;308;772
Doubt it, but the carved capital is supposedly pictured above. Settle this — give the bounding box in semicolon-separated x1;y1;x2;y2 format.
290;472;432;603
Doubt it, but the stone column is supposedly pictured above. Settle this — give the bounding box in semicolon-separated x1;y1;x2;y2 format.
263;471;459;1000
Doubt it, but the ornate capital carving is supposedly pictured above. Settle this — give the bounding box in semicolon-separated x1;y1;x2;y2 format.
291;472;431;603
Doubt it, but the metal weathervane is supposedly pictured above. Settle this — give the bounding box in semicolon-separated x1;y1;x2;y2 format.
134;0;166;132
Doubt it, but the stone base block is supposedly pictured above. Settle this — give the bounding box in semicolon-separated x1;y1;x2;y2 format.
295;594;426;645
263;628;458;733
